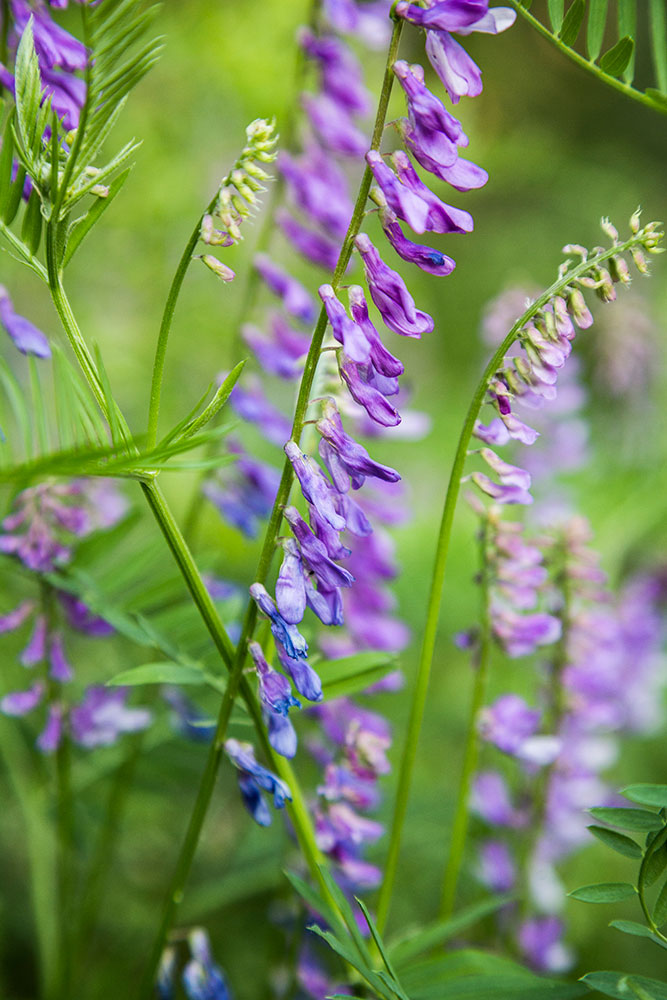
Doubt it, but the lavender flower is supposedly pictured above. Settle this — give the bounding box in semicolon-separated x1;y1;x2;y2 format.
249;583;308;660
254;254;315;324
319;284;371;363
224;738;292;826
284;441;346;531
0;287;50;357
302;93;368;158
355;233;434;337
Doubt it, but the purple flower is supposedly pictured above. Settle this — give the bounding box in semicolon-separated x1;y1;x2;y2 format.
71;687;151;748
518;917;573;973
284;441;346;531
275;539;307;624
277;210;340;271
265;709;298;759
48;632;73;682
471;771;526;828
479;694;541;754
395;1;489;32
473;417;510;446
283;506;354;591
1;681;44;716
225;738;292;825
182;928;232;1000
275;642;323;703
391;152;474;234
492;607;562;657
41;66;86;130
249;583;308;660
379;205;456;276
366;149;438;230
397;118;488;190
470;471;532;505
355;233;434;337
302;93;368;157
58;593;114;637
317;399;401;489
253;254;315;324
0;600;34;633
340;359;401;427
37;703;63;753
278;144;353;237
248;641;300;717
229;379;292;447
478;839;516;893
347;286;404;376
299;28;370;115
0;287;51;357
11;0;88;71
319;284;370;363
393;59;466;146
21;615;47;666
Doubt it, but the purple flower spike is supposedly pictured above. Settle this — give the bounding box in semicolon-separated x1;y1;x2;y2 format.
340;359;401;427
379;207;456;276
355;233;434;338
479;694;541;754
283;506;354;591
302;93;368;157
478;839;516;893
317;399;401;489
319;284;371;363
276;642;323;703
284;441;346;531
492;608;562;657
519;917;573;973
21;615;47;666
472;770;526;828
470;471;532;505
391;152;474;235
254;254;316;324
49;633;73;682
278;146;353;237
11;0;88;71
248;641;300;717
249;583;308;660
71;687;151;748
59;594;114;637
37;703;63;753
299;28;371;115
499;410;540;446
347;287;404;377
275;539;307;625
0;287;51;358
1;681;44;716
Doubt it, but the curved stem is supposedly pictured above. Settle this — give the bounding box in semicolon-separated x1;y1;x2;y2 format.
439;519;492;919
510;1;667;116
375;232;651;933
146;193;218;448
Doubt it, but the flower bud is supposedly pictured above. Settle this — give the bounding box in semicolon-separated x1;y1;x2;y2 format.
199;255;235;282
629;208;641;234
600;216;618;243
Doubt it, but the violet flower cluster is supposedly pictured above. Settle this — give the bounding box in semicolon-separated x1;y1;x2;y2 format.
0;479;151;752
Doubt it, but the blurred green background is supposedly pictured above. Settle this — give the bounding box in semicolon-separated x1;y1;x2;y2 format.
1;0;667;996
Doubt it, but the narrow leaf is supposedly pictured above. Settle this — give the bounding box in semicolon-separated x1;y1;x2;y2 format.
548;0;565;32
588;825;643;859
178;361;246;442
599;36;634;77
107;662;207;687
283;869;345;937
63;167;132;267
318;865;371;964
389;896;513;966
623;785;667;809
587;0;609;61
581;972;667;1000
617;0;636;83
4;163;27;225
0;113;15;218
569;882;636;903
14;19;42;157
355;897;405;993
643;844;667;887
317;650;398;701
20;188;42;255
559;0;585;47
609;920;656;940
589;807;665;832
654;880;667;927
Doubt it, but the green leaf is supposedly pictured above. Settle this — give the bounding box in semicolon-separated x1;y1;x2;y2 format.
177;361;246;442
622;785;667;809
559;0;585;47
283;869;345;938
609;920;667;952
107;661;209;687
20;188;42;256
649;0;667;92
63;167;132;267
355;897;406;996
548;0;565;32
643;844;667;887
589;807;665;832
599;36;634;77
0;113;16;219
14;19;43;160
317;865;371;964
3;163;27;226
617;0;636;83
581;972;667;1000
388;896;513;967
654;880;667;927
569;882;636;903
586;0;609;61
317;650;398;701
588;825;643;859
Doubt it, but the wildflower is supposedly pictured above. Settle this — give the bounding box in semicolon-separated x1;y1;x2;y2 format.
224;738;292;826
299;28;371;115
378;203;456;276
229;380;291;446
478;840;516;893
302;93;368;158
316;398;401;489
319;283;371;363
254;254;316;324
355;233;434;337
284;441;346;531
0;287;51;357
70;687;151;748
249;583;308;660
347;286;405;375
277;209;340;271
182;928;232;1000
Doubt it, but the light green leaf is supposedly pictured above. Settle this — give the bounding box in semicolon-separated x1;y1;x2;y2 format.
548;0;565;32
617;0;636;83
581;972;667;1000
355;897;407;998
586;0;609;61
107;662;208;687
609;920;667;951
569;882;636;903
317;650;398;701
589;807;665;832
14;19;42;160
643;844;667;887
599;36;634;77
559;0;585;47
588;825;643;859
177;361;246;442
622;785;667;809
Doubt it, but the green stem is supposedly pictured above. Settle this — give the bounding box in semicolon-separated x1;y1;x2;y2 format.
146;193;218;448
510;1;667;116
439;519;492;919
54;722;75;1000
375;233;650;933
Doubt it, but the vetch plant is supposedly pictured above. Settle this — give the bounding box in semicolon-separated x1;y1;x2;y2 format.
0;1;666;999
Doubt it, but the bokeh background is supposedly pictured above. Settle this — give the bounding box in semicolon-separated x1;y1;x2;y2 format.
1;1;667;996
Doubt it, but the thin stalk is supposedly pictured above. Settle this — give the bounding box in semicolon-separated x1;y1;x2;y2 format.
510;1;667;116
54;722;75;1000
146;192;218;448
375;233;649;933
439;519;492;919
